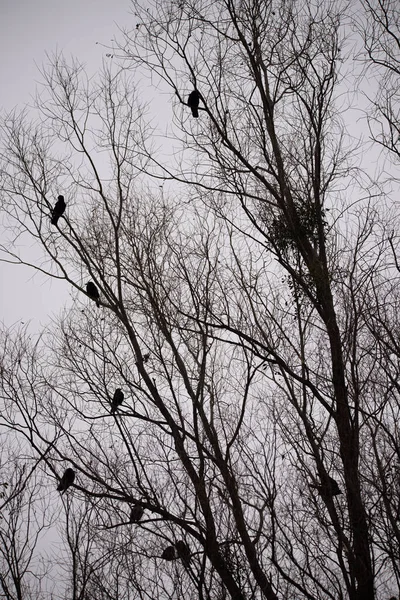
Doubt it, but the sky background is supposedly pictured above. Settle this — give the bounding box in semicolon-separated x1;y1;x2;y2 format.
0;0;385;332
0;4;398;597
0;0;133;330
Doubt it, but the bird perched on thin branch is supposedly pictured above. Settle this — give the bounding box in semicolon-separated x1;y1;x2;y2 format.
111;388;124;414
161;546;176;561
129;504;144;523
51;195;66;226
187;89;201;118
57;468;75;493
311;475;342;498
175;540;190;563
86;281;100;306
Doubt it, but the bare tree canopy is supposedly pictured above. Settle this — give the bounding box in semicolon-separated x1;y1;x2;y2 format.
1;0;400;599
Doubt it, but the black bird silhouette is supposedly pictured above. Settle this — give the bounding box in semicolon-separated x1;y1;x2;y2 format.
161;546;176;561
51;195;66;226
111;388;124;414
129;504;144;523
187;90;200;118
57;468;75;493
175;540;190;563
311;475;342;498
86;281;100;306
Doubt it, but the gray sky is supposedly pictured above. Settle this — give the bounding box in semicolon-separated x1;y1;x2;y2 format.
0;0;386;332
0;0;132;329
0;0;131;112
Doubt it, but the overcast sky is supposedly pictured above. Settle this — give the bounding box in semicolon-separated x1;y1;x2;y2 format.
0;0;132;330
0;1;385;332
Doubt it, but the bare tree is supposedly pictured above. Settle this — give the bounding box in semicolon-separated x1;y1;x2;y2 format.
0;456;53;600
1;1;400;599
358;0;400;165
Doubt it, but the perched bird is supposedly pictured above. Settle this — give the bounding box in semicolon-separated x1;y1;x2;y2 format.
161;545;176;561
111;388;124;414
311;475;342;498
187;90;200;118
175;540;190;563
57;468;75;493
129;504;144;523
51;195;66;226
86;282;100;306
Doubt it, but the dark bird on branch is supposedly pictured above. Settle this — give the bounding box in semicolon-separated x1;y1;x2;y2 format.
311;475;342;498
161;545;176;561
111;388;124;414
86;281;100;306
187;90;200;118
175;540;190;563
51;195;66;226
57;468;75;493
129;504;144;523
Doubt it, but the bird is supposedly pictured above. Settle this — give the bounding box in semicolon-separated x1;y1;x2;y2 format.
311;475;342;498
129;504;144;523
111;388;124;414
187;90;200;118
161;546;176;561
175;540;190;563
86;281;100;306
51;195;66;226
57;468;75;493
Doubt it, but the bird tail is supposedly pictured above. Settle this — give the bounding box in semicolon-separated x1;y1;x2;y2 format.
51;216;59;226
96;299;100;307
191;107;199;118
